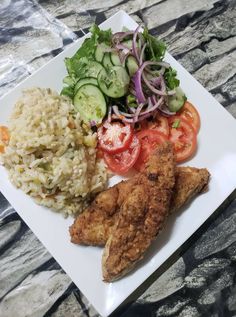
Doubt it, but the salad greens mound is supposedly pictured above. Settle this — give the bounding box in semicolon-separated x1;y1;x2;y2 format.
61;24;185;126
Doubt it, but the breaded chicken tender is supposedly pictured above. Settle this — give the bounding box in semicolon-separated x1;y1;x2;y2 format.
102;142;175;281
69;142;210;282
69;167;209;246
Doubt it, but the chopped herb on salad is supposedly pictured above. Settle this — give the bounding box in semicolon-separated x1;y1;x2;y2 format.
61;24;186;126
61;24;200;174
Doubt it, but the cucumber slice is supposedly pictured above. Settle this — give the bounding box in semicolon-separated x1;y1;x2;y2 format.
121;39;133;49
85;61;104;78
94;44;109;62
126;56;139;77
98;66;130;98
74;84;106;125
110;52;122;66
72;60;104;79
168;87;187;112
102;53;113;69
74;77;98;93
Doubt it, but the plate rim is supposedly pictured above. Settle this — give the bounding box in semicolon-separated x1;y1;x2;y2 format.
0;9;236;317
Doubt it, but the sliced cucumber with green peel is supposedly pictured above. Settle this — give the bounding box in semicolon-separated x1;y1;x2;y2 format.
76;60;104;79
74;84;106;125
168;87;187;112
121;39;133;49
94;44;109;62
126;56;139;77
98;66;130;98
102;53;113;69
110;52;122;66
74;77;98;93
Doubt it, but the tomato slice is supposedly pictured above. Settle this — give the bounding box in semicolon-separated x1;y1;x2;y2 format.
104;135;141;174
178;101;200;133
134;130;168;171
141;114;169;136
98;120;133;154
168;116;197;162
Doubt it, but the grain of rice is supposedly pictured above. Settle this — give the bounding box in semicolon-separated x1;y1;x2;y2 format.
1;88;108;216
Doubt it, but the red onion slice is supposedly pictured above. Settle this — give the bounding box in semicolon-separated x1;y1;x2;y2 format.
142;72;168;96
139;43;147;66
132;26;141;62
139;96;164;116
134;102;145;122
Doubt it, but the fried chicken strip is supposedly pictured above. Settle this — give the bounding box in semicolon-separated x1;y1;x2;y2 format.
69;167;210;246
102;142;176;281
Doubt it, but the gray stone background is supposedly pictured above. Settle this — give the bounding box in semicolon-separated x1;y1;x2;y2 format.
0;0;236;316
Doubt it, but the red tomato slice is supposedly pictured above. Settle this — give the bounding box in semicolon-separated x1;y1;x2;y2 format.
98;120;133;154
178;101;200;133
141;114;169;136
168;116;197;162
134;129;168;171
104;135;141;174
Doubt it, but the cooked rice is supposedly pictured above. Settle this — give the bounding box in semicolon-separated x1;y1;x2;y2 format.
1;87;108;215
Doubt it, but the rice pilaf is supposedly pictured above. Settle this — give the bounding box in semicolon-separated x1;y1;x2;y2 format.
1;88;108;215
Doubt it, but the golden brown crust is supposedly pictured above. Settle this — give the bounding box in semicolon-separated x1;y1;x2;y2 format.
102;142;176;282
69;166;210;247
170;167;210;213
69;142;211;282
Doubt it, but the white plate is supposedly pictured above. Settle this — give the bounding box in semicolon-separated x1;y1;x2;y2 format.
0;10;236;317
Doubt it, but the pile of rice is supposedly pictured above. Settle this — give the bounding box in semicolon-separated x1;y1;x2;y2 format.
1;88;108;215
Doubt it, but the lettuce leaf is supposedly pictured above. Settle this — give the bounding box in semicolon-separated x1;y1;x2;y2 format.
143;27;166;62
164;67;180;90
61;25;113;99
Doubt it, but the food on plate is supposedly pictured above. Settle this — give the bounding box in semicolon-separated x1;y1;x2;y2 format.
178;101;201;133
0;126;10;153
60;24;201;172
97;102;200;173
168;116;197;163
61;25;187;126
69;142;210;281
70;166;210;246
1;88;108;215
134;129;168;171
102;141;175;281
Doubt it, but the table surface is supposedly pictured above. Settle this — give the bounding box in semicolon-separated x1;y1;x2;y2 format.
0;0;236;316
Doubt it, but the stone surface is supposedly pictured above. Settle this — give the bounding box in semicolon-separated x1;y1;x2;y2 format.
0;193;15;219
226;101;236;118
142;0;219;30
178;306;201;317
226;241;236;261
212;93;228;106
227;286;236;311
159;1;236;57
177;48;208;73
0;229;51;298
156;298;190;316
0;270;72;317
184;258;231;289
139;257;185;303
205;37;236;62
194;211;236;260
50;293;85;317
221;75;236;100
0;220;21;249
193;51;236;91
197;269;235;305
0;0;76;98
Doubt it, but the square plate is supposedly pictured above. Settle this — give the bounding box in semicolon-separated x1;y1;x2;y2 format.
0;10;236;317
